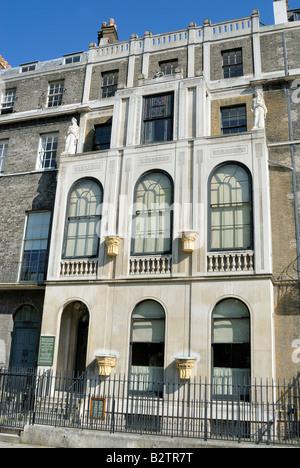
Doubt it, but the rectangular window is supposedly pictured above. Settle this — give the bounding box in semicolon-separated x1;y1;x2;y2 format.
222;49;243;79
1;89;16;114
21;63;37;73
159;59;178;75
48;82;64;108
0;140;8;174
143;93;174;144
221;105;247;135
101;70;118;98
93;122;112;151
20;212;51;283
37;134;58;170
64;54;81;64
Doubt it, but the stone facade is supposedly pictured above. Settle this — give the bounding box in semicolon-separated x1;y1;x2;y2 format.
0;2;299;383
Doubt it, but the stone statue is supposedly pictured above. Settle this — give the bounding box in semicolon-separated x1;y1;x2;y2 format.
252;90;268;130
63;118;79;154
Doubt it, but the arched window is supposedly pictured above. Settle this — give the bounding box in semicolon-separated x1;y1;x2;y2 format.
132;171;173;255
63;179;103;258
130;300;165;394
209;164;252;251
212;298;251;399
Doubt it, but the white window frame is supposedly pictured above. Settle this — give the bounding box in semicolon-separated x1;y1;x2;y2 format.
20;62;37;73
1;89;16;113
64;54;82;65
36;133;58;170
48;81;64;108
0;140;8;174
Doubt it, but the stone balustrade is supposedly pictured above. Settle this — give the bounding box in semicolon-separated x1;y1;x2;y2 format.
60;260;98;277
207;251;254;273
129;256;172;275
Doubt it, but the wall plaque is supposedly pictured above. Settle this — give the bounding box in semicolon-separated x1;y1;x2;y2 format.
38;336;55;366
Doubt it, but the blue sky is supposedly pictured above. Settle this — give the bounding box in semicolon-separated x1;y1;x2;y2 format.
1;0;298;68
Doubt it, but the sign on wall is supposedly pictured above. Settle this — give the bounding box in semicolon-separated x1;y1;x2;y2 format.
38;336;55;366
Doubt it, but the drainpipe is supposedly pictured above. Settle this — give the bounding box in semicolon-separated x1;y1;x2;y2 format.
282;31;300;284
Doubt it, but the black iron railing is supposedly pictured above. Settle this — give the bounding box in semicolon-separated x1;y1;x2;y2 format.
0;368;299;446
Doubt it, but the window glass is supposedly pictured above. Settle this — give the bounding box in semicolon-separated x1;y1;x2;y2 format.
130;301;165;395
48;82;64;107
64;179;102;258
210;164;252;250
101;71;118;98
221;105;247;134
20;212;51;283
93;123;112;150
159;59;178;75
143;93;174;144
1;89;16;114
132;172;173;255
37;134;58;170
222;49;243;79
0;140;8;174
212;299;251;399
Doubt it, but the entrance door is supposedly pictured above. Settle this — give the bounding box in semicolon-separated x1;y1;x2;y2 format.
9;305;41;369
57;302;89;376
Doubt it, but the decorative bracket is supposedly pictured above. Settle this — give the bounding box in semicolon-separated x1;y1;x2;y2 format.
105;235;122;257
95;354;116;376
175;357;196;380
181;231;198;253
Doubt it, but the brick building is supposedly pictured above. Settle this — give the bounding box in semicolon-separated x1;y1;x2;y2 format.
0;1;299;388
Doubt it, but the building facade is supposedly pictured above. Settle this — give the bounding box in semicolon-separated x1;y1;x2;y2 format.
0;1;300;388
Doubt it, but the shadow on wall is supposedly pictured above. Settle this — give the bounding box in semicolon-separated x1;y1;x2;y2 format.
31;171;57;212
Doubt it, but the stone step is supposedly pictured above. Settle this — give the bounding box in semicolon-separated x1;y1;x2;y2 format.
0;432;21;443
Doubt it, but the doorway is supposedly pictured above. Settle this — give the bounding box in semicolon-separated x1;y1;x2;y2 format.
9;305;41;369
57;301;89;376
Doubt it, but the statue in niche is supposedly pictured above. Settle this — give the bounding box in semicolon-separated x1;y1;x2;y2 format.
63;118;79;154
251;89;268;130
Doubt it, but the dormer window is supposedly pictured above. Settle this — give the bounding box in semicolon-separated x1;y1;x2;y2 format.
64;53;82;64
20;62;37;73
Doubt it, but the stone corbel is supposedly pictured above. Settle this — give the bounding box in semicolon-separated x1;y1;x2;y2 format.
95;354;116;376
175;357;196;380
181;231;198;253
105;235;122;257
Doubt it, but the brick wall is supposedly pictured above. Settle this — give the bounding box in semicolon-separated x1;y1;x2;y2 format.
210;38;253;81
10;68;85;113
89;61;129;101
0;115;78;174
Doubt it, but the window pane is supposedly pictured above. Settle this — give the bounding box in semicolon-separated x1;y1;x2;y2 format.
210;164;251;250
64;180;102;258
133;172;172;254
143;93;173;143
21;212;51;282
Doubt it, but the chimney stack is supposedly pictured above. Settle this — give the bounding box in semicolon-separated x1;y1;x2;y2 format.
98;18;119;46
273;0;289;24
0;55;11;70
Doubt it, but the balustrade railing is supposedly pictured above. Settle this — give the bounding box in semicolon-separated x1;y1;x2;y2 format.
129;256;172;275
207;251;254;273
60;260;98;278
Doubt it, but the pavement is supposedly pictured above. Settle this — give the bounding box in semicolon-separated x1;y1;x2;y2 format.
0;432;54;448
